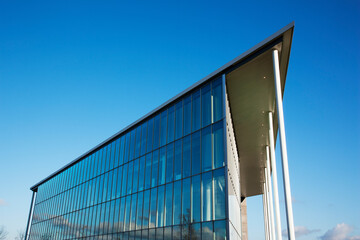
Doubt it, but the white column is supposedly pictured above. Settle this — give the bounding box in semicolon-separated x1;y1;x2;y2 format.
263;182;269;240
266;146;276;240
269;112;282;240
25;191;37;240
272;49;296;240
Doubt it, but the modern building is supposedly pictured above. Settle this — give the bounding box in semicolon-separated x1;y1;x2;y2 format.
25;23;295;240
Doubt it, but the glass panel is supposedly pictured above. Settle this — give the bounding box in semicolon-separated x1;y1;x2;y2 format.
213;120;225;169
130;193;137;230
201;126;212;172
135;125;142;159
182;178;191;225
156;227;164;240
214;220;227;240
151;150;159;188
142;190;151;229
121;163;128;197
175;100;183;140
160;110;168;147
183;95;191;136
191;175;201;223
201;83;211;128
212;77;223;123
191;131;201;176
140;122;147;156
138;156;145;191
127;161;134;195
173;225;181;240
164;183;173;227
167;105;175;143
129;129;136;161
157;185;165;227
144;153;152;190
166;143;174;183
158;147;166;185
116;166;123;199
202;171;213;221
124;195;131;231
114;138;120;168
192;90;201;132
119;136;125;166
149;187;158;228
124;132;131;164
173;180;182;225
191;223;201;240
164;226;172;240
182;135;191;178
174;139;182;181
132;158;140;193
153;114;160;150
136;191;144;230
149;229;156;240
202;221;213;240
147;118;154;153
213;168;226;220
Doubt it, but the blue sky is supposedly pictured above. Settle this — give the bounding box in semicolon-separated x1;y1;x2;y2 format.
0;0;359;239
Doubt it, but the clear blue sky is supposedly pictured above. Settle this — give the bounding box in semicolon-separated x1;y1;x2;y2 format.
0;0;359;239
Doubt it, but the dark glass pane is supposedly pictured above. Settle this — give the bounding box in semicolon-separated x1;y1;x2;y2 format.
121;164;128;197
191;223;201;240
202;221;213;240
151;150;159;188
157;185;165;227
173;225;181;240
174;139;182;181
124;195;131;231
175;100;183;140
109;142;115;170
114;199;121;233
212;77;223;123
136;191;144;230
153;114;160;150
129;129;136;161
213;168;226;220
114;138;120;168
135;125;142;159
166;143;174;183
160;110;167;147
127;161;134;195
149;229;156;240
156;227;164;240
201;126;212;172
149;188;157;228
130;193;137;230
124;132;131;164
214;220;226;240
183;95;192;136
182;135;191;178
140;122;147;156
119;136;125;166
132;158;140;193
164;183;173;227
138;156;145;191
142;190;151;229
201;83;211;128
191;131;201;176
182;178;191;225
191;175;201;223
158;147;166;185
192;90;201;132
146;119;154;153
173;180;182;225
164;226;172;239
142;229;149;239
213;120;225;168
167;105;175;143
144;153;152;190
202;171;213;221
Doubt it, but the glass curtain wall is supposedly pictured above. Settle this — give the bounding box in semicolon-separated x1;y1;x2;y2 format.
29;77;227;240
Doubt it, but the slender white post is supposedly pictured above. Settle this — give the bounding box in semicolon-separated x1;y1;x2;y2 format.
272;49;296;240
25;191;36;240
263;183;269;240
269;112;282;240
266;146;276;240
265;170;272;240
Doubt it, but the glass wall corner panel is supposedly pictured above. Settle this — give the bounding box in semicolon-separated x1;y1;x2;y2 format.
136;191;144;230
212;77;223;123
124;195;132;231
191;175;201;223
165;143;174;183
213;168;226;220
183;95;192;136
124;132;131;164
167;105;175;144
214;220;227;240
192;90;201;132
201;125;212;172
121;163;128;197
182;135;191;178
127;161;134;195
138;156;146;192
146;118;154;154
140;122;147;157
160;110;168;147
182;177;191;225
135;125;142;159
201;171;213;222
142;189;151;229
173;180;182;225
201;83;212;128
191;131;201;176
144;153;152;190
130;193;138;231
173;225;181;240
149;187;158;228
175;100;183;140
119;135;125;166
151;150;159;188
213;120;225;169
132;158;140;193
153;114;161;150
116;166;123;199
156;185;165;228
130;129;136;161
158;147;166;186
174;139;182;181
164;183;173;227
202;221;214;240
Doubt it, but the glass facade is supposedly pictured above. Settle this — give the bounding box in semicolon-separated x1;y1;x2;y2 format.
28;77;228;240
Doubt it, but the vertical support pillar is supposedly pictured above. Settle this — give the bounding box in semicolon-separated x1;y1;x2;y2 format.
272;49;296;240
266;146;276;240
263;183;269;240
25;190;37;240
269;112;282;240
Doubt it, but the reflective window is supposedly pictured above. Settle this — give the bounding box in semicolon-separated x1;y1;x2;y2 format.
157;185;165;227
140;122;147;156
129;129;136;161
202;171;213;221
175;100;183;140
183;95;191;136
147;119;154;153
149;188;158;228
201;125;212;172
213;120;225;168
192;223;201;240
135;125;142;159
124;195;131;231
136;191;144;230
130;193;137;230
174;139;182;181
201;83;211;127
191;175;201;223
173;180;182;225
160;110;168;147
121;164;128;197
127;161;134;195
192;90;201;132
166;143;174;183
191;131;201;176
212;77;223;123
182;135;191;178
164;183;173;227
182;178;191;224
167;105;175;143
214;168;226;220
144;153;152;190
202;221;214;240
214;220;227;240
132;158;140;193
151;150;159;188
138;156;145;191
153;114;160;150
158;147;166;185
142;190;151;229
